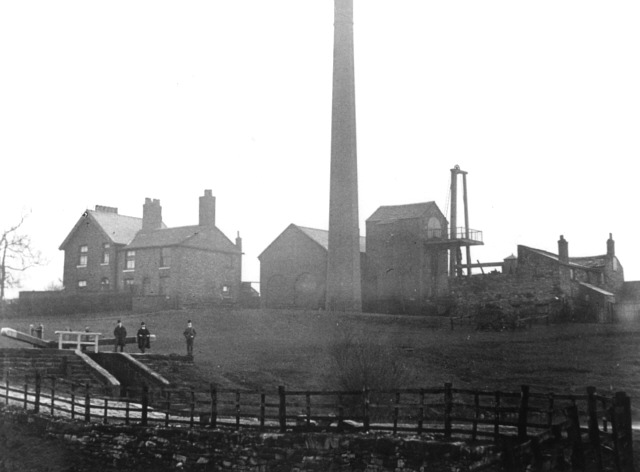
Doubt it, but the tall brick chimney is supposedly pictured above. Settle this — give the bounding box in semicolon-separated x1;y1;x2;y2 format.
142;198;162;232
558;235;569;263
326;0;362;312
199;189;216;227
607;233;615;257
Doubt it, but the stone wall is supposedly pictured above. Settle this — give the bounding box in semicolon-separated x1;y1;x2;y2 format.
449;272;564;319
0;406;496;472
0;348;115;395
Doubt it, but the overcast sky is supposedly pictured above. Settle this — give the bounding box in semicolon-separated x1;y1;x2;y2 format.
1;1;639;298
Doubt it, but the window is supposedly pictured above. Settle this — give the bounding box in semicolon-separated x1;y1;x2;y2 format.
102;243;110;265
160;248;171;268
78;245;88;267
125;250;135;270
425;217;443;239
78;280;87;289
124;278;134;291
101;277;110;290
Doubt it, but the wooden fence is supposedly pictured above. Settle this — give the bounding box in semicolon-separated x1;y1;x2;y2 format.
0;372;634;470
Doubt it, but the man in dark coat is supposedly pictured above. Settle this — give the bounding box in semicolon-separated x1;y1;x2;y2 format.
137;322;151;353
183;320;196;357
114;320;127;352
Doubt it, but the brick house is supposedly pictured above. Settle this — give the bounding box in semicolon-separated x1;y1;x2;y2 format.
363;202;449;314
258;224;365;309
59;190;242;307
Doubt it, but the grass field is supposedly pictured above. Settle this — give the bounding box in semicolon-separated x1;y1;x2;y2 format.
2;307;640;413
2;307;640;470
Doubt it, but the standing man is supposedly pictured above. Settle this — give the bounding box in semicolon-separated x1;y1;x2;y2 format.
137;322;151;353
183;320;196;357
114;320;127;352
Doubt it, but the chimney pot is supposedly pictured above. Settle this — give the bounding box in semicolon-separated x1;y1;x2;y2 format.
607;233;615;257
558;235;569;263
199;190;216;227
142;198;162;232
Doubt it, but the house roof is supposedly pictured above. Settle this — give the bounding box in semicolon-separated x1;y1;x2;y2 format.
570;255;606;269
366;202;444;223
519;245;605;272
297;225;366;253
127;225;240;253
258;223;366;259
89;210;146;245
59;209;149;249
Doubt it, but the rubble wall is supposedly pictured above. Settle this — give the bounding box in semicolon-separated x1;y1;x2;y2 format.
0;406;493;472
449;272;564;317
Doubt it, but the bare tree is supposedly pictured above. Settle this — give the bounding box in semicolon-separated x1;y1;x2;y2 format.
45;278;64;291
0;214;44;302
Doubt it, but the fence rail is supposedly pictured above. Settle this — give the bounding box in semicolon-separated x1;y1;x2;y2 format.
0;372;634;470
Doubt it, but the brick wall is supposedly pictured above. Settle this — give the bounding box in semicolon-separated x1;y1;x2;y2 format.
175;248;241;304
18;291;132;316
259;229;328;309
121;246;241;306
62;217;119;293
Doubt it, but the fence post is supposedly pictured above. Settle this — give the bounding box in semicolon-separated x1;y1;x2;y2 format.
235;390;241;430
125;393;130;425
363;388;370;433
23;380;28;410
189;388;195;428
586;386;603;472
306;392;311;428
338;393;345;432
392;391;400;435
84;384;91;422
565;405;586;470
417;389;424;436
210;383;217;429
444;383;453;440
141;384;149;426
472;391;479;441
50;376;55;416
517;385;530;441
546;392;555;428
103;398;108;424
259;391;265;429
278;386;286;433
70;383;76;420
34;372;41;413
493;391;501;443
4;375;8;405
611;391;634;472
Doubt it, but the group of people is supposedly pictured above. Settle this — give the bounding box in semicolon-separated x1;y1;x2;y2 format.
112;319;196;357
